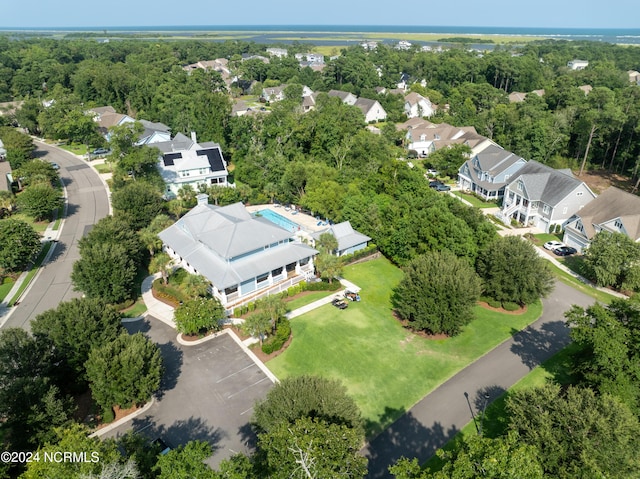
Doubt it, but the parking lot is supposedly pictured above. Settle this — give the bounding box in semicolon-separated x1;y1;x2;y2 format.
103;316;275;468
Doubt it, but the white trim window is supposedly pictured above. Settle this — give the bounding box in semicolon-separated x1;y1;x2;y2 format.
542;204;551;214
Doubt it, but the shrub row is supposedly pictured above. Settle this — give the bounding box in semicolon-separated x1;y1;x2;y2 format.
152;278;189;305
341;244;379;265
262;319;291;354
305;280;342;291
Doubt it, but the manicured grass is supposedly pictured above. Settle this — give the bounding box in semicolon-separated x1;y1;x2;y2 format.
5;212;50;233
531;232;563;246
285;291;333;311
451;191;499;209
121;298;147;318
267;257;543;437
59;143;88;156
0;276;15;302
547;262;616;304
93;163;113;174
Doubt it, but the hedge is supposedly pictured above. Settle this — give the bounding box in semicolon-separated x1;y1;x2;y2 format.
341;243;379;265
262;318;291;354
502;301;521;311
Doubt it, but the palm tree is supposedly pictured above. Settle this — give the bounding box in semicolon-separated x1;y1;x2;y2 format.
184;273;210;298
317;232;339;256
259;294;287;332
149;252;173;285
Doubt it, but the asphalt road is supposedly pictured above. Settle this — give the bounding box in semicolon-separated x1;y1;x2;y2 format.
363;280;597;478
105;317;274;469
2;142;109;330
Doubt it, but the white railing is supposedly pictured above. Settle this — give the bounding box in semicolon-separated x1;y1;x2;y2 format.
225;274;308;314
501;201;521;221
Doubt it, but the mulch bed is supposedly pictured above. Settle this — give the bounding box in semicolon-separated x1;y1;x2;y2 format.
477;301;527;315
151;287;180;308
249;333;293;363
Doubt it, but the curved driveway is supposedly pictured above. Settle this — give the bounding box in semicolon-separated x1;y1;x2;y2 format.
363;280;596;478
2;142;109;330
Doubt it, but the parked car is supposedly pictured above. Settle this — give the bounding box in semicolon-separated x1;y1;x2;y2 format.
332;297;349;309
429;181;451;192
49;162;60;170
554;246;577;256
344;290;361;302
91;147;111;156
543;240;565;251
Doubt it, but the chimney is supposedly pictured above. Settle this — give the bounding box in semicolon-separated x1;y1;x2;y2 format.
190;131;197;143
196;193;209;206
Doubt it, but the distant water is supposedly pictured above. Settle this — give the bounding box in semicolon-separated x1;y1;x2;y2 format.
2;24;640;45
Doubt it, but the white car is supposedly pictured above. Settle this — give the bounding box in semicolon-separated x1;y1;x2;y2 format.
543;240;565;251
49;162;60;170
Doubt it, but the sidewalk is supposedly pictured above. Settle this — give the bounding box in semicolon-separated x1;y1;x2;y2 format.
140;274;176;328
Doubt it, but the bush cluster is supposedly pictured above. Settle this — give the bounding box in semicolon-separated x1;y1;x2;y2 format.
261;319;291;354
339;244;379;265
152;278;190;305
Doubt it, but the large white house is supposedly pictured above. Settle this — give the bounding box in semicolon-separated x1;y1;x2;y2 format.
157;141;230;198
159;197;318;309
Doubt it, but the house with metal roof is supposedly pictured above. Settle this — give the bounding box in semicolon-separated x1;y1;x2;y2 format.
159;196;317;309
312;221;371;256
458;145;527;201
158;141;230;199
563;187;640;252
499;161;596;233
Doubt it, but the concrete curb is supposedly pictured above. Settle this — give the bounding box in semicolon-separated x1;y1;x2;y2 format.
225;329;279;384
175;328;228;346
89;397;155;438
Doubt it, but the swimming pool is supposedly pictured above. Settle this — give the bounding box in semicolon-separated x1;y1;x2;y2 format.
255;209;300;233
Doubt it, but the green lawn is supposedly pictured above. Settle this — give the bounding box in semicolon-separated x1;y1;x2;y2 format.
451;191;499;209
267;257;542;437
6;212;50;233
59;143;88;156
0;277;15;302
285;291;334;311
121;298;147;318
93;163;113;174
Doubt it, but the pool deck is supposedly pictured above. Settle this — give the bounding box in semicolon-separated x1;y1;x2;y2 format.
245;204;329;235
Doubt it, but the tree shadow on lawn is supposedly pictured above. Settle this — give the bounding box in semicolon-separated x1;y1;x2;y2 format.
470;385;508;439
363;407;460;479
129;415;225;453
509;320;571;370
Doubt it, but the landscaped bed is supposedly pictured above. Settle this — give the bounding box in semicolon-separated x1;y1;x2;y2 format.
267;257;542;438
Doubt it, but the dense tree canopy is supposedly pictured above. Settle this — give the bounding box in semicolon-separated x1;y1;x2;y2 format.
566;296;640;414
31;298;124;384
252;375;364;435
111;180;165;231
0;218;41;272
476;235;555;305
506;384;640;478
583;231;640;291
15;183;62;220
71;241;137;303
173;296;225;336
392;250;481;335
85;332;163;413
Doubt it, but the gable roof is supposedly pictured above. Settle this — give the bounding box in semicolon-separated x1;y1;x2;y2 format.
404;91;429;106
161;145;226;172
474;145;525;174
312;221;371;252
507;160;588;206
571;187;640;240
354;97;379;114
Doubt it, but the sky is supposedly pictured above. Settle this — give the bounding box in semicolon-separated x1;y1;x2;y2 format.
1;0;638;29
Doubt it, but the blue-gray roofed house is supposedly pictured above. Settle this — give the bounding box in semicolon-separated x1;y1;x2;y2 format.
158;197;317;309
499;160;596;233
458;145;527;201
312;221;371;256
